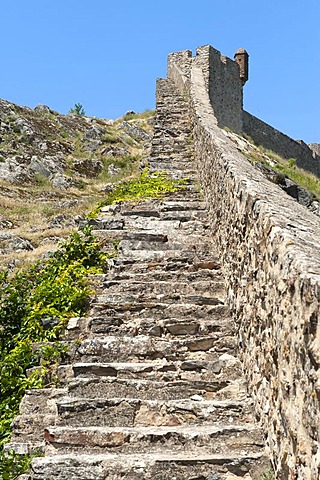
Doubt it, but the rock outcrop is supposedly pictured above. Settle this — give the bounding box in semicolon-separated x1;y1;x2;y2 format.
0;100;153;271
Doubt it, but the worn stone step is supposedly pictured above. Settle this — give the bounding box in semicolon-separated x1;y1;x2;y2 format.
87;314;232;338
159;200;206;211
69;333;236;363
94;267;222;285
43;423;263;455
57;353;243;385
115;233;211;252
106;271;223;285
31;451;268;480
95;239;215;262
66;375;245;402
116;216;208;233
55;396;252;428
65;314;232;341
101;199;207;213
101;279;225;296
90;301;228;323
93;229;169;242
105;255;221;274
93;291;224;307
116;209;207;225
119;218;182;234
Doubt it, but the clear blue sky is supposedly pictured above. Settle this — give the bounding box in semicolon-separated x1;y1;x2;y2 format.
1;0;319;143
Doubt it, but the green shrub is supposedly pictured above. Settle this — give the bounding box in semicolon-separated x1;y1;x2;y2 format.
0;226;108;478
69;103;86;116
0;450;33;480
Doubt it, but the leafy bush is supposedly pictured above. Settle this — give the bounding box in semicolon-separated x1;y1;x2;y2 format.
0;226;108;478
0;449;33;480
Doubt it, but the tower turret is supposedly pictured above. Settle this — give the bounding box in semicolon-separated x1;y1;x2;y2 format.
234;48;249;85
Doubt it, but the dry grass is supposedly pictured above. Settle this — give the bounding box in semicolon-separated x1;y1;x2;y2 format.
0;244;59;272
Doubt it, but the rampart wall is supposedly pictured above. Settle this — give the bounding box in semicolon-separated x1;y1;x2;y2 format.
243;111;320;177
162;46;320;480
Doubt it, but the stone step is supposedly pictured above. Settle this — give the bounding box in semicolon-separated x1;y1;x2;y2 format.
93;291;224;307
115;216;208;233
90;301;228;323
31;451;268;480
117;237;207;254
95;230;169;242
98;268;223;285
54;396;252;428
65;314;232;341
43;424;264;455
87;315;232;338
94;238;215;262
105;254;221;273
68;355;241;380
69;334;236;363
122;199;206;212
65;375;246;402
101;277;224;293
12;392;249;444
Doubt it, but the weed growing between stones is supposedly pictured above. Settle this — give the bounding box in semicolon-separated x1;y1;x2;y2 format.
260;467;274;479
89;168;188;218
0;226;109;478
121;109;155;121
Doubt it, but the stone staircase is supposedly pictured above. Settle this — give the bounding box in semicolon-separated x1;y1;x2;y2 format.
9;78;268;479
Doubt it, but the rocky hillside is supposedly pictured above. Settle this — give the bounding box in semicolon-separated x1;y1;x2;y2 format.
224;128;320;217
0;99;153;271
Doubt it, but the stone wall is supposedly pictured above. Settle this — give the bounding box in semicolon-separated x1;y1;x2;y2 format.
167;46;243;133
162;46;320;479
243;111;320;177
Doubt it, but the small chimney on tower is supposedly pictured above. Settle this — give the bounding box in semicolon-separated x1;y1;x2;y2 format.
234;48;249;85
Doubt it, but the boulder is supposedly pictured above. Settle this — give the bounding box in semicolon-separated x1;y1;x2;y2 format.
0;232;34;254
73;159;103;177
50;173;77;190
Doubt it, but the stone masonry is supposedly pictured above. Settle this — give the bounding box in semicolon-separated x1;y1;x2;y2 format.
163;46;320;479
8;63;270;479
